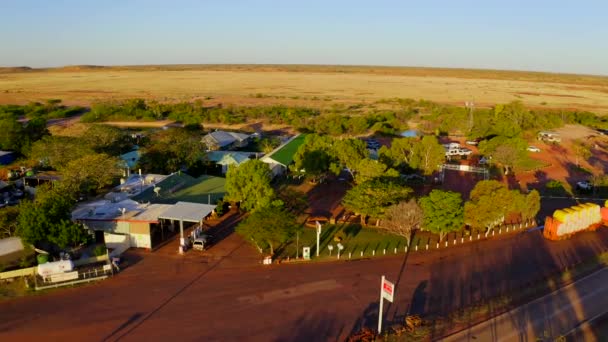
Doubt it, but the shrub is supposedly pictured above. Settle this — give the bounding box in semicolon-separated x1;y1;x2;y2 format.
93;244;107;257
36;254;48;265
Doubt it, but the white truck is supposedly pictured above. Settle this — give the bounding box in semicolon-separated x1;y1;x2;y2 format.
444;143;473;157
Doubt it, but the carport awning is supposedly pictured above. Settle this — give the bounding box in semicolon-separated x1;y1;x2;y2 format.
158;201;216;223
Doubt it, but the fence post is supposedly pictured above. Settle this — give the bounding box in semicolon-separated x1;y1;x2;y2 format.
469;235;472;241
360;251;363;257
445;241;448;247
426;244;429;250
499;228;501;234
436;242;439;249
373;250;375;256
394;247;397;254
383;249;386;255
461;237;464;243
415;245;418;251
453;239;456;245
477;233;480;240
349;252;352;259
492;230;495;236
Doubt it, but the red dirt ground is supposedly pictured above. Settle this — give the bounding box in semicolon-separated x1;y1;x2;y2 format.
2;212;608;341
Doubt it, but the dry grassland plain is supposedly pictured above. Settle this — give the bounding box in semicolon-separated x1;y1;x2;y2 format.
1;65;607;113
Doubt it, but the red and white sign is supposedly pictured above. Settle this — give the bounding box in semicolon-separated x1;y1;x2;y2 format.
381;277;394;302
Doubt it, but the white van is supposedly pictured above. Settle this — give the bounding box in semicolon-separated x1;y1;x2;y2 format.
192;234;212;251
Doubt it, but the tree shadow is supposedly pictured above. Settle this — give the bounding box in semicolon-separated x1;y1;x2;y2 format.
344;224;362;237
349;301;380;337
275;313;343;342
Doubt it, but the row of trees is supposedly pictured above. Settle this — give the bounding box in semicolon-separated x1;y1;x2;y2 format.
81;99;415;136
344;179;540;246
291;134;445;183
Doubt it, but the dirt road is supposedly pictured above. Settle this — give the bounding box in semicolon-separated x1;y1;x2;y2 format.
1;222;608;341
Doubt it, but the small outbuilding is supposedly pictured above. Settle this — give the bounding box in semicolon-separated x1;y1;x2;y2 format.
202;131;251;151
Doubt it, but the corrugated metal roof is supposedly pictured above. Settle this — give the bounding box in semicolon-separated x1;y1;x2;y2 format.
158;201;216;223
202;131;250;148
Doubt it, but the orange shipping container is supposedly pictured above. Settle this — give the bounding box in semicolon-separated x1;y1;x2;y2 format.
601;207;608;223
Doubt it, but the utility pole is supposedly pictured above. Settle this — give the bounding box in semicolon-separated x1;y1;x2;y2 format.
316;221;322;257
466;101;475;133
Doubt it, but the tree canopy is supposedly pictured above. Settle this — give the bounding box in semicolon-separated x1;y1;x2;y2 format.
235;206;300;256
342;178;411;225
58;153;123;195
137;128;206;174
225;159;278;211
464;180;540;232
419;189;464;241
17;186;89;249
382;200;422;245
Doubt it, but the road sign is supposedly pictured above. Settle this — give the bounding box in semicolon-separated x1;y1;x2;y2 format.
303;247;311;260
382;277;394;302
378;275;395;334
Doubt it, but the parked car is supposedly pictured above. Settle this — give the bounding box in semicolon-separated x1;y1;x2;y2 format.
527;146;541;152
465;140;479;146
458;148;473;156
192;234;213;251
576;180;593;191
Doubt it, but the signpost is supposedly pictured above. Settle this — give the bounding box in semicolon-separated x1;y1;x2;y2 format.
328;244;334;256
316;221;322;257
337;243;344;259
378;275;394;334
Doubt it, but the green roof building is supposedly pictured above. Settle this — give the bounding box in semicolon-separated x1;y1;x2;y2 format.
261;134;306;176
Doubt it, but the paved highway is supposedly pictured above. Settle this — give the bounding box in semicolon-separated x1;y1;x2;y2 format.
442;267;608;342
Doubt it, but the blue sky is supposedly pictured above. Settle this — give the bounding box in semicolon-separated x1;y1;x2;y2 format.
1;0;606;75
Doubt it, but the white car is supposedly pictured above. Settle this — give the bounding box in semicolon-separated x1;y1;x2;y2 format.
465;140;479;146
576;181;593;191
192;234;213;251
527;146;541;152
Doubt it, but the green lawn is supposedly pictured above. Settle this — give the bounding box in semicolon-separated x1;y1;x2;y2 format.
277;223;410;260
276;224;495;261
133;173;226;204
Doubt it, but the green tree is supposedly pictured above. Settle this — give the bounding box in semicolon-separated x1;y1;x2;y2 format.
235;206;300;255
17;186;88;248
332;138;368;177
378;137;416;170
83;124;131;155
226;159;277;211
29;136;92;169
410;135;445;176
419;190;464;241
138;128;206;174
342;178;411;225
493;144;522;175
0;117;24;152
522;190;541;222
478;136;527;174
291;134;334;179
464;180;511;232
354;159;399;184
58;153;123;195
